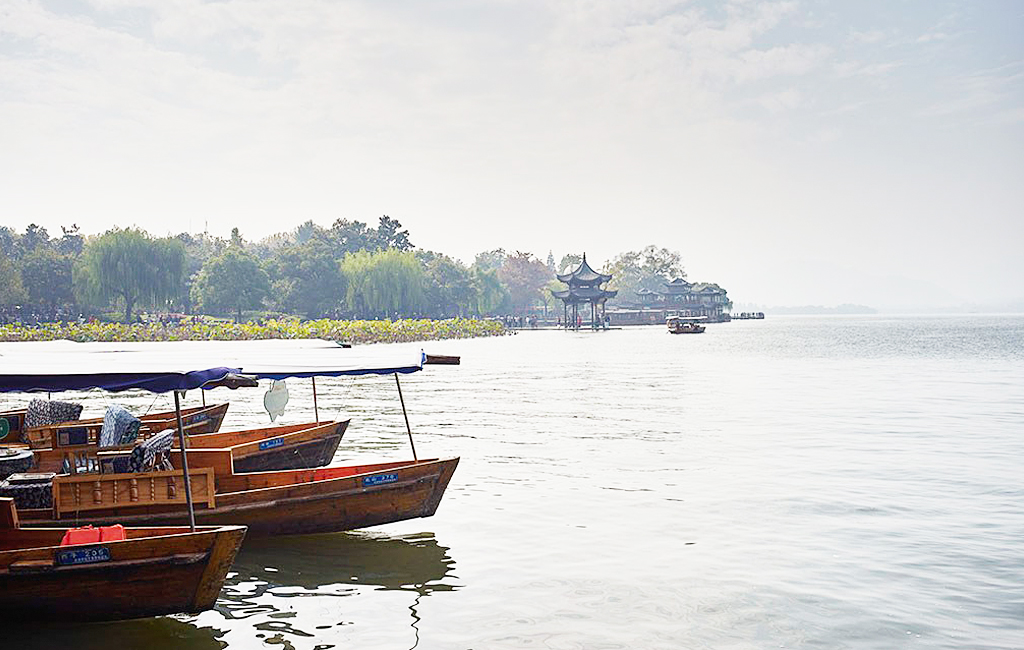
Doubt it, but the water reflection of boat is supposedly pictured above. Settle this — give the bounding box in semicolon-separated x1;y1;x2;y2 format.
215;531;457;650
4;612;229;650
226;531;457;593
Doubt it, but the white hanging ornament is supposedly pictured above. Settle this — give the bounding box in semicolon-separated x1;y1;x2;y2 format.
263;379;289;422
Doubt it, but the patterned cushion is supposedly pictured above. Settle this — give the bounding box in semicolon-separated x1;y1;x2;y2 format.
99;405;142;448
24;399;83;429
104;430;177;474
0;448;34;480
51;400;83;424
23;399;51;430
0;479;54;509
128;430;175;473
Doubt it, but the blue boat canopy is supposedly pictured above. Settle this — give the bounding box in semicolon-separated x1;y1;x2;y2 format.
0;339;425;394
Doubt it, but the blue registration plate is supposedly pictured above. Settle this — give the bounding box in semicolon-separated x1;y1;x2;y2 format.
56;546;111;566
259;437;284;450
362;474;398;487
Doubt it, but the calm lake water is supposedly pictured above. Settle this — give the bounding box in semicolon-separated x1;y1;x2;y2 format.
8;315;1024;649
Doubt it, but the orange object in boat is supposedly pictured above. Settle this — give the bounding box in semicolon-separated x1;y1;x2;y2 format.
60;524;126;546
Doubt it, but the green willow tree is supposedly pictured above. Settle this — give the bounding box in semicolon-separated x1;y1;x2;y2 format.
191;247;271;322
470;267;508;316
75;229;185;322
341;249;425;319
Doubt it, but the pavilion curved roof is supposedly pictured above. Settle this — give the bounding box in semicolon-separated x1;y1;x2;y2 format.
555;254;612;285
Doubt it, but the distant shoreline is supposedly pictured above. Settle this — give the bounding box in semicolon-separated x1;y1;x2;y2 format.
764;304;877;315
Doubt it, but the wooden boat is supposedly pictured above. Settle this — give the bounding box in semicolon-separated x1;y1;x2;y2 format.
17;456;459;538
0;496;245;622
424;354;461;365
29;419;349;476
667;316;706;334
185;419;349;473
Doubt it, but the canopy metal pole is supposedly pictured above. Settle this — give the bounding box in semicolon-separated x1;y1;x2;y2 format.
174;390;197;532
312;377;320;423
394;373;417;461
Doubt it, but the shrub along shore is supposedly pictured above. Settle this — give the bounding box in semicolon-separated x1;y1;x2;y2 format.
0;317;507;344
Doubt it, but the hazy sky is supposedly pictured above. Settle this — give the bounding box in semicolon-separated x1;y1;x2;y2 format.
2;1;1022;309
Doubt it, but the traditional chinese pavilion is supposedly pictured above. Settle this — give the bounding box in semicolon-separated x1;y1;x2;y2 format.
551;254;617;330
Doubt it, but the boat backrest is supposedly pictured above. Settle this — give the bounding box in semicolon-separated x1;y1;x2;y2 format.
175;448;235;477
52;467;216;515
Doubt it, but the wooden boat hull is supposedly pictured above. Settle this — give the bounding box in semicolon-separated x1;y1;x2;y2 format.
231;431;343;472
166;401;229;435
20;457;459;539
0;499;245;622
424;354;461;365
187;420;349;473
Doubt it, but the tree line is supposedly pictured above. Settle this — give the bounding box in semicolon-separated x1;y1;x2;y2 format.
0;217;705;323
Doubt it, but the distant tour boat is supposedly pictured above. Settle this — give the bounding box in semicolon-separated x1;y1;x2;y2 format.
667;316;706;334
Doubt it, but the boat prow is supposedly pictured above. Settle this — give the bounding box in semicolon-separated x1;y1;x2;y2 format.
0;497;245;622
